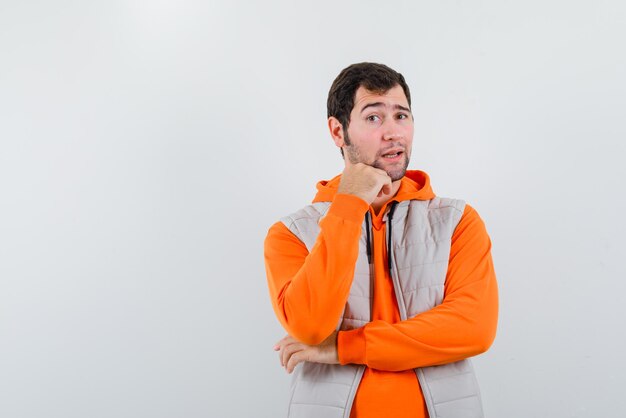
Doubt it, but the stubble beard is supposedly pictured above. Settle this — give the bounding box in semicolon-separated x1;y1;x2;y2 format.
344;131;410;182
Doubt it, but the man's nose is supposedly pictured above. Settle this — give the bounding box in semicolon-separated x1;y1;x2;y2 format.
383;129;402;141
382;118;403;141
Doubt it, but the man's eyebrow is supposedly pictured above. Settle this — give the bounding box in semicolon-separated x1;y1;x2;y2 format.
360;102;411;113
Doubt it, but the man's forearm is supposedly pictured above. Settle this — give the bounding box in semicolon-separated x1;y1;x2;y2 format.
265;194;369;345
337;272;498;371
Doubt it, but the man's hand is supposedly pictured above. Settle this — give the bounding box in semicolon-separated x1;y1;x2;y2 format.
337;163;392;204
273;331;339;374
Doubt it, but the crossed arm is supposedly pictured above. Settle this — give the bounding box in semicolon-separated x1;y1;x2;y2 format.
265;195;498;374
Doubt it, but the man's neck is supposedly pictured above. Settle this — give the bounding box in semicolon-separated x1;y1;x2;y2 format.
371;179;402;215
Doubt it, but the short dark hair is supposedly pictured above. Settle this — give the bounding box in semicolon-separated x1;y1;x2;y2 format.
327;62;411;131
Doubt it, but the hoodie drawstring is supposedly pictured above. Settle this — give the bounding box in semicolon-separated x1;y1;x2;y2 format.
365;211;372;264
365;201;398;270
387;201;398;273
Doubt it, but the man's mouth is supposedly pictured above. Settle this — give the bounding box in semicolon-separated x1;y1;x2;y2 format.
381;150;404;159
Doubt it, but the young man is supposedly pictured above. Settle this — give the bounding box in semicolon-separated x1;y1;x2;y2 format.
264;62;498;418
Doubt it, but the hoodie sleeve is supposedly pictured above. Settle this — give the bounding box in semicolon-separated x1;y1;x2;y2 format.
264;194;369;345
337;204;499;371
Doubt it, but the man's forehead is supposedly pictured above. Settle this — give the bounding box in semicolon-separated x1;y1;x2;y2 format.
353;85;409;111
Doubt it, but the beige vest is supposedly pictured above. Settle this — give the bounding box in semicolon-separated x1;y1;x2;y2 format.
280;197;484;418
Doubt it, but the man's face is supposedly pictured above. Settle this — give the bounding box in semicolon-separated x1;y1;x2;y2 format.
343;85;414;181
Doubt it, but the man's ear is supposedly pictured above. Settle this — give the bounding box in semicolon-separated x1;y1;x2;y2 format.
328;117;345;148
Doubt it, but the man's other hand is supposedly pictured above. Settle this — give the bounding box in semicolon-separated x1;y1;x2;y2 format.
273;331;339;374
337;163;392;204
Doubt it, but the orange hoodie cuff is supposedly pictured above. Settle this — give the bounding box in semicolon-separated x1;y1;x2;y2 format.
326;194;369;224
337;327;367;365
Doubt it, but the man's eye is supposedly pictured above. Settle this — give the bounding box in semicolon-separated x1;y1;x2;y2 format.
366;115;380;122
397;113;409;120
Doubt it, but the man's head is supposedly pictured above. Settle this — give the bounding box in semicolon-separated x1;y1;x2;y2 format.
327;62;414;181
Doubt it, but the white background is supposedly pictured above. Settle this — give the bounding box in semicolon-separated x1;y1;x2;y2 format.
1;1;625;417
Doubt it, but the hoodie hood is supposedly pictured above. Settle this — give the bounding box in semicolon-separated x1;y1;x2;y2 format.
312;169;436;203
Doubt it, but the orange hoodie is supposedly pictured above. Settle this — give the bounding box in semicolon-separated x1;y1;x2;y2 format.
264;170;498;418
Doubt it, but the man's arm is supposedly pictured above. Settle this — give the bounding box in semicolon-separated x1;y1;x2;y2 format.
337;204;499;371
265;163;392;345
264;194;368;345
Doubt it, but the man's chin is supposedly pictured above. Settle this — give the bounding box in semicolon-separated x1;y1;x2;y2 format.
388;170;407;182
374;160;408;181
